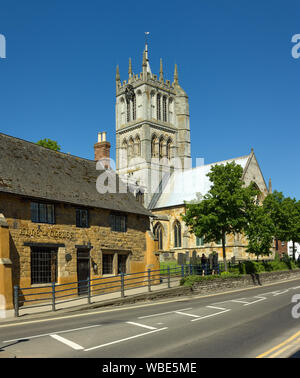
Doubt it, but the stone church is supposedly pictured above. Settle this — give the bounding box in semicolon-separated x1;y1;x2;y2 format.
115;42;272;262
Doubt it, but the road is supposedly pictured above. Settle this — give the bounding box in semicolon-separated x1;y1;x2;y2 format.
0;278;300;359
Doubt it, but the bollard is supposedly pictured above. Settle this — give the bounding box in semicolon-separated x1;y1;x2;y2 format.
120;273;125;298
52;282;56;312
14;285;19;317
167;266;171;288
87;278;91;304
148;269;151;292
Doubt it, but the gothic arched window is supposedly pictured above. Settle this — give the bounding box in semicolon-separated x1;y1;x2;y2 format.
151;135;158;157
174;221;182;248
134;135;141;156
132;96;136;121
154;223;163;250
159;137;164;159
128;137;134;161
169;97;174;124
127;101;131;122
166;138;172;159
157;94;161;121
121;139;128;168
163;96;167;122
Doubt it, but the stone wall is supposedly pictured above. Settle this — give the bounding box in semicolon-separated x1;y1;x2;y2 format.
191;270;300;295
0;192;159;304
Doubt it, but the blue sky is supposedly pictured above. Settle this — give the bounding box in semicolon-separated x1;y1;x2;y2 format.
0;0;299;199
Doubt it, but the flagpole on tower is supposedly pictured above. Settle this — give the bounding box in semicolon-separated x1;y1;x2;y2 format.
145;31;150;46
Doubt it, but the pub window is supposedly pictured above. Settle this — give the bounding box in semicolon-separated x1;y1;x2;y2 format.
102;254;114;275
118;254;128;274
76;209;89;228
31;202;55;224
31;247;57;284
110;213;127;232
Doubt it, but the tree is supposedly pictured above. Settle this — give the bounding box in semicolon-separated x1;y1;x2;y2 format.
244;205;275;259
281;197;300;260
182;162;258;271
263;192;300;260
36;138;61;151
263;191;287;242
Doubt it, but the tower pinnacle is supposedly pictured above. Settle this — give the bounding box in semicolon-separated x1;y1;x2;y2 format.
128;58;132;77
159;58;164;82
174;64;179;85
116;65;120;82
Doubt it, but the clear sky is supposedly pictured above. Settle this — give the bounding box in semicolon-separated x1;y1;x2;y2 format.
0;0;299;199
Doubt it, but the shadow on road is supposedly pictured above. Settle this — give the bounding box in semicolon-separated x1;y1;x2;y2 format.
289;349;300;358
0;339;28;353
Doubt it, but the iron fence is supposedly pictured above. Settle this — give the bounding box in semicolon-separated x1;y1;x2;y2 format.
13;263;223;317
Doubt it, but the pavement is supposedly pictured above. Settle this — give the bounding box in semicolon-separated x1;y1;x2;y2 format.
0;276;184;322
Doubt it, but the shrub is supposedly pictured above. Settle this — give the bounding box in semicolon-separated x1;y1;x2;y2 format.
180;272;241;287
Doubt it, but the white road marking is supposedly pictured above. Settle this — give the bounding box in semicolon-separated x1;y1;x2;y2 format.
206;305;228;311
231;300;251;304
126;322;157;330
84;327;168;352
191;307;230;322
272;290;289;296
138;307;193;319
243;297;266;306
174;311;200;318
50;334;84;350
3;324;101;343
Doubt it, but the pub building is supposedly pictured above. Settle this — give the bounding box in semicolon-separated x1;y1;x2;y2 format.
0;132;159;317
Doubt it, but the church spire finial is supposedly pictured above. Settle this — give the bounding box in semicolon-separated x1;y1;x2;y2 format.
159;58;164;82
128;58;132;78
174;63;179;85
143;32;152;77
116;64;120;82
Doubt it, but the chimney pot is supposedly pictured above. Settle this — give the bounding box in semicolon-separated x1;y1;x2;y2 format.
94;132;111;169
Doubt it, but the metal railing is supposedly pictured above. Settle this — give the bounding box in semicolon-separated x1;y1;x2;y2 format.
13;263;222;317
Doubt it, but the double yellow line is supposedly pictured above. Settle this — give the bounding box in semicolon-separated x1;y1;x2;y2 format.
256;330;300;358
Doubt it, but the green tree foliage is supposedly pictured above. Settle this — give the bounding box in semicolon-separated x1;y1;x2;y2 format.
182;162;258;271
263;191;300;260
36;138;61;151
244;205;275;258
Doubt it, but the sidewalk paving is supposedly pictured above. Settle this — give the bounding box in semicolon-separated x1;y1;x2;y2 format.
0;277;184;322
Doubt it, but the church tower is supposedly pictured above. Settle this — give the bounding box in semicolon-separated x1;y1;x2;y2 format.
115;42;191;208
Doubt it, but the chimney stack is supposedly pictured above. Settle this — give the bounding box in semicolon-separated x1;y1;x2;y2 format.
94;132;111;169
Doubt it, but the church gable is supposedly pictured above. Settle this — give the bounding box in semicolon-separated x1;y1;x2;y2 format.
242;151;269;198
